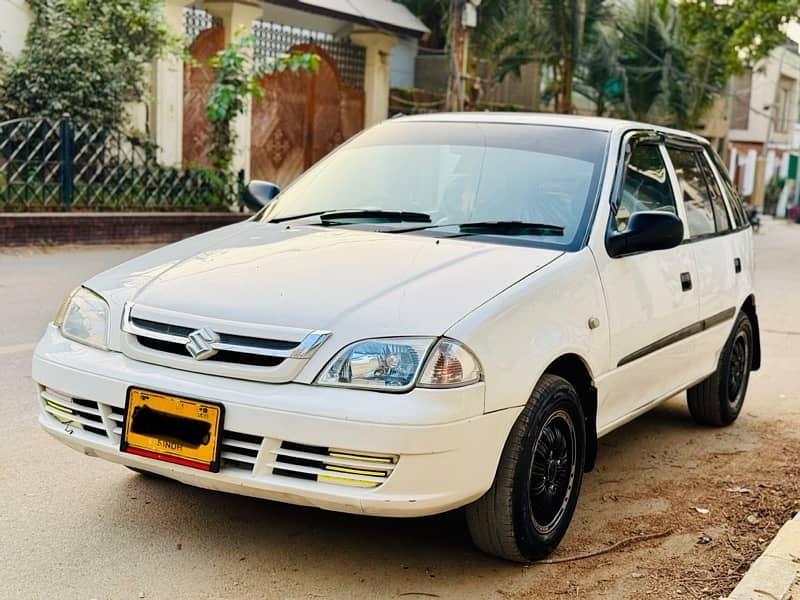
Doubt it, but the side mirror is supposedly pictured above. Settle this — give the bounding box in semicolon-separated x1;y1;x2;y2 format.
606;211;684;258
242;180;280;212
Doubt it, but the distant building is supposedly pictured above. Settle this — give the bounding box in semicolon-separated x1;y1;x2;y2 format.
727;43;800;205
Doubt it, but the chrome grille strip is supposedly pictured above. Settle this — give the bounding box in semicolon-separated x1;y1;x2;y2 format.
122;303;331;360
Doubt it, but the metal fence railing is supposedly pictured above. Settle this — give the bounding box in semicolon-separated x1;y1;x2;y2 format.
0;115;241;212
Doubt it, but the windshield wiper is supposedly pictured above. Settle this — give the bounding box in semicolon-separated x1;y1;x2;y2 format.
319;210;431;224
392;221;565;236
269;209;431;225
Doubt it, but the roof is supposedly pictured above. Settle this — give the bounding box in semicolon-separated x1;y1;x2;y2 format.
397;112;708;143
267;0;429;37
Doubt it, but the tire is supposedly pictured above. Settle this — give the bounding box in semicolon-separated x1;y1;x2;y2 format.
687;311;753;426
465;374;586;562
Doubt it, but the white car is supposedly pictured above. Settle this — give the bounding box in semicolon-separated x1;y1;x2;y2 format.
32;114;760;562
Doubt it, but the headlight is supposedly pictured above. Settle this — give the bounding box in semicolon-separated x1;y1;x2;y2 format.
316;337;482;392
56;287;110;350
316;338;434;391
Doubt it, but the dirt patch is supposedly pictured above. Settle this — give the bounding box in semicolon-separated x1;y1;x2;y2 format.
501;426;800;600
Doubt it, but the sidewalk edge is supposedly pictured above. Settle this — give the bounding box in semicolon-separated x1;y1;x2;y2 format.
726;512;800;600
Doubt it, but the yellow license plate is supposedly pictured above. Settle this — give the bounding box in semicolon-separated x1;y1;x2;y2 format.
121;388;224;472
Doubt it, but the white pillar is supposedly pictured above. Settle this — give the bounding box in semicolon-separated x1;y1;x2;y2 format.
351;30;398;128
153;0;193;167
765;150;776;181
728;147;738;181
204;1;264;179
743;149;757;196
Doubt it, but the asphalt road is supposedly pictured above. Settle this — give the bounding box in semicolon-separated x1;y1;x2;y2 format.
1;221;798;600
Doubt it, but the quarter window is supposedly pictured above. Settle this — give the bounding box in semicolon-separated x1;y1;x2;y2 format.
709;150;748;228
667;148;717;237
614;144;676;232
698;155;731;232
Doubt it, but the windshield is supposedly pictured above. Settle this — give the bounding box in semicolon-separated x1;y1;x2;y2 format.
258;121;609;250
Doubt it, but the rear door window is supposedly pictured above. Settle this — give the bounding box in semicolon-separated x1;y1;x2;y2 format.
668;148;714;237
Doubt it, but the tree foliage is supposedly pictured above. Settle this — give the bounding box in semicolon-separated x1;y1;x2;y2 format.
612;0;687;123
398;0;451;48
0;0;175;130
678;0;800;125
473;0;608;113
400;0;800;126
205;30;319;173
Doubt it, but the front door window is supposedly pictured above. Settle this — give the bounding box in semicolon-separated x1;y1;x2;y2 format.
615;144;677;233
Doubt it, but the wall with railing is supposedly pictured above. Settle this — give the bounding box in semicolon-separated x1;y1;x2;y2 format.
0;116;243;212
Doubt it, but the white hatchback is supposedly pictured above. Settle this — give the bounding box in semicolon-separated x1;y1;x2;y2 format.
32;114;760;561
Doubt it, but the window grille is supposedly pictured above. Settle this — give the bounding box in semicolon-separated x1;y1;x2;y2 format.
252;20;366;89
184;7;222;41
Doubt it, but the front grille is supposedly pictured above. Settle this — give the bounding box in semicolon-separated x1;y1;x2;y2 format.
136;336;285;367
270;441;397;488
120;303;331;382
131;317;300;353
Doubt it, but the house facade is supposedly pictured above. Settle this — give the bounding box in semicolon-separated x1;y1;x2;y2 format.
727;43;800;208
0;0;427;186
0;0;31;58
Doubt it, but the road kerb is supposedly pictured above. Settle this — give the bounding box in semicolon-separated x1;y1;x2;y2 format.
726;512;800;600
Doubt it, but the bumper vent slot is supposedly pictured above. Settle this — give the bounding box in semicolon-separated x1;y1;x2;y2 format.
271;441;396;488
41;388;106;437
220;430;263;473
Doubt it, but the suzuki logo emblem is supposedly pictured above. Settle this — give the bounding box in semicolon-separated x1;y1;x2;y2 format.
185;327;220;360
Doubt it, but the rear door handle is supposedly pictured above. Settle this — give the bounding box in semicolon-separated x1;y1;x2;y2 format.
734;257;742;273
680;272;692;292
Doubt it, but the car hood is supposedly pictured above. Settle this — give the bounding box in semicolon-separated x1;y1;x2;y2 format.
88;220;562;338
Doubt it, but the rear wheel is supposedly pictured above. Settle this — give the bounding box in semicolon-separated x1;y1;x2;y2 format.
687;311;753;426
466;374;586;562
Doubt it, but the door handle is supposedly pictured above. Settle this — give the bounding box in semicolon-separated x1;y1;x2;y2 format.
680;272;692;292
734;257;742;273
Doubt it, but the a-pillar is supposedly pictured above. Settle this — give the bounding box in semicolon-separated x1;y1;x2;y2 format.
204;1;264;179
152;0;193;167
351;29;398;128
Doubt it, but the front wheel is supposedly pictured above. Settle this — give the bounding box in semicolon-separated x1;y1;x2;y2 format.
466;374;586;562
687;311;753;426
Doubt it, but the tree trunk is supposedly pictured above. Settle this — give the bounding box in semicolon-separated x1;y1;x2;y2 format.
446;0;467;112
560;59;575;114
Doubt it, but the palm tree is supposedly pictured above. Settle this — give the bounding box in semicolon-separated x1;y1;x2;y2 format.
614;0;688;125
486;0;606;113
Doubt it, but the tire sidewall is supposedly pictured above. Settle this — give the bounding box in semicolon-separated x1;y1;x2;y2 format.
511;378;586;560
720;313;753;423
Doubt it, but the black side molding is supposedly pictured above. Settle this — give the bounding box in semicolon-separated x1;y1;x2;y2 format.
618;307;736;367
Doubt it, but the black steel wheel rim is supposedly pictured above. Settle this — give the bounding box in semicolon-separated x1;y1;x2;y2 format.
727;331;749;403
529;408;577;535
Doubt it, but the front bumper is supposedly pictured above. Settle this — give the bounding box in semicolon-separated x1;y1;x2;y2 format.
32;325;520;517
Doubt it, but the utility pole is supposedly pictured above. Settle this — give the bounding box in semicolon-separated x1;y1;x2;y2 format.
446;0;481;112
446;0;467;112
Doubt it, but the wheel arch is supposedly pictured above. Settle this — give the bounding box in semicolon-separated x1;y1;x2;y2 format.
741;295;761;371
543;353;598;472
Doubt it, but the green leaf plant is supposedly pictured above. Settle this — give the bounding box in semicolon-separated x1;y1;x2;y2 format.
204;28;319;174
